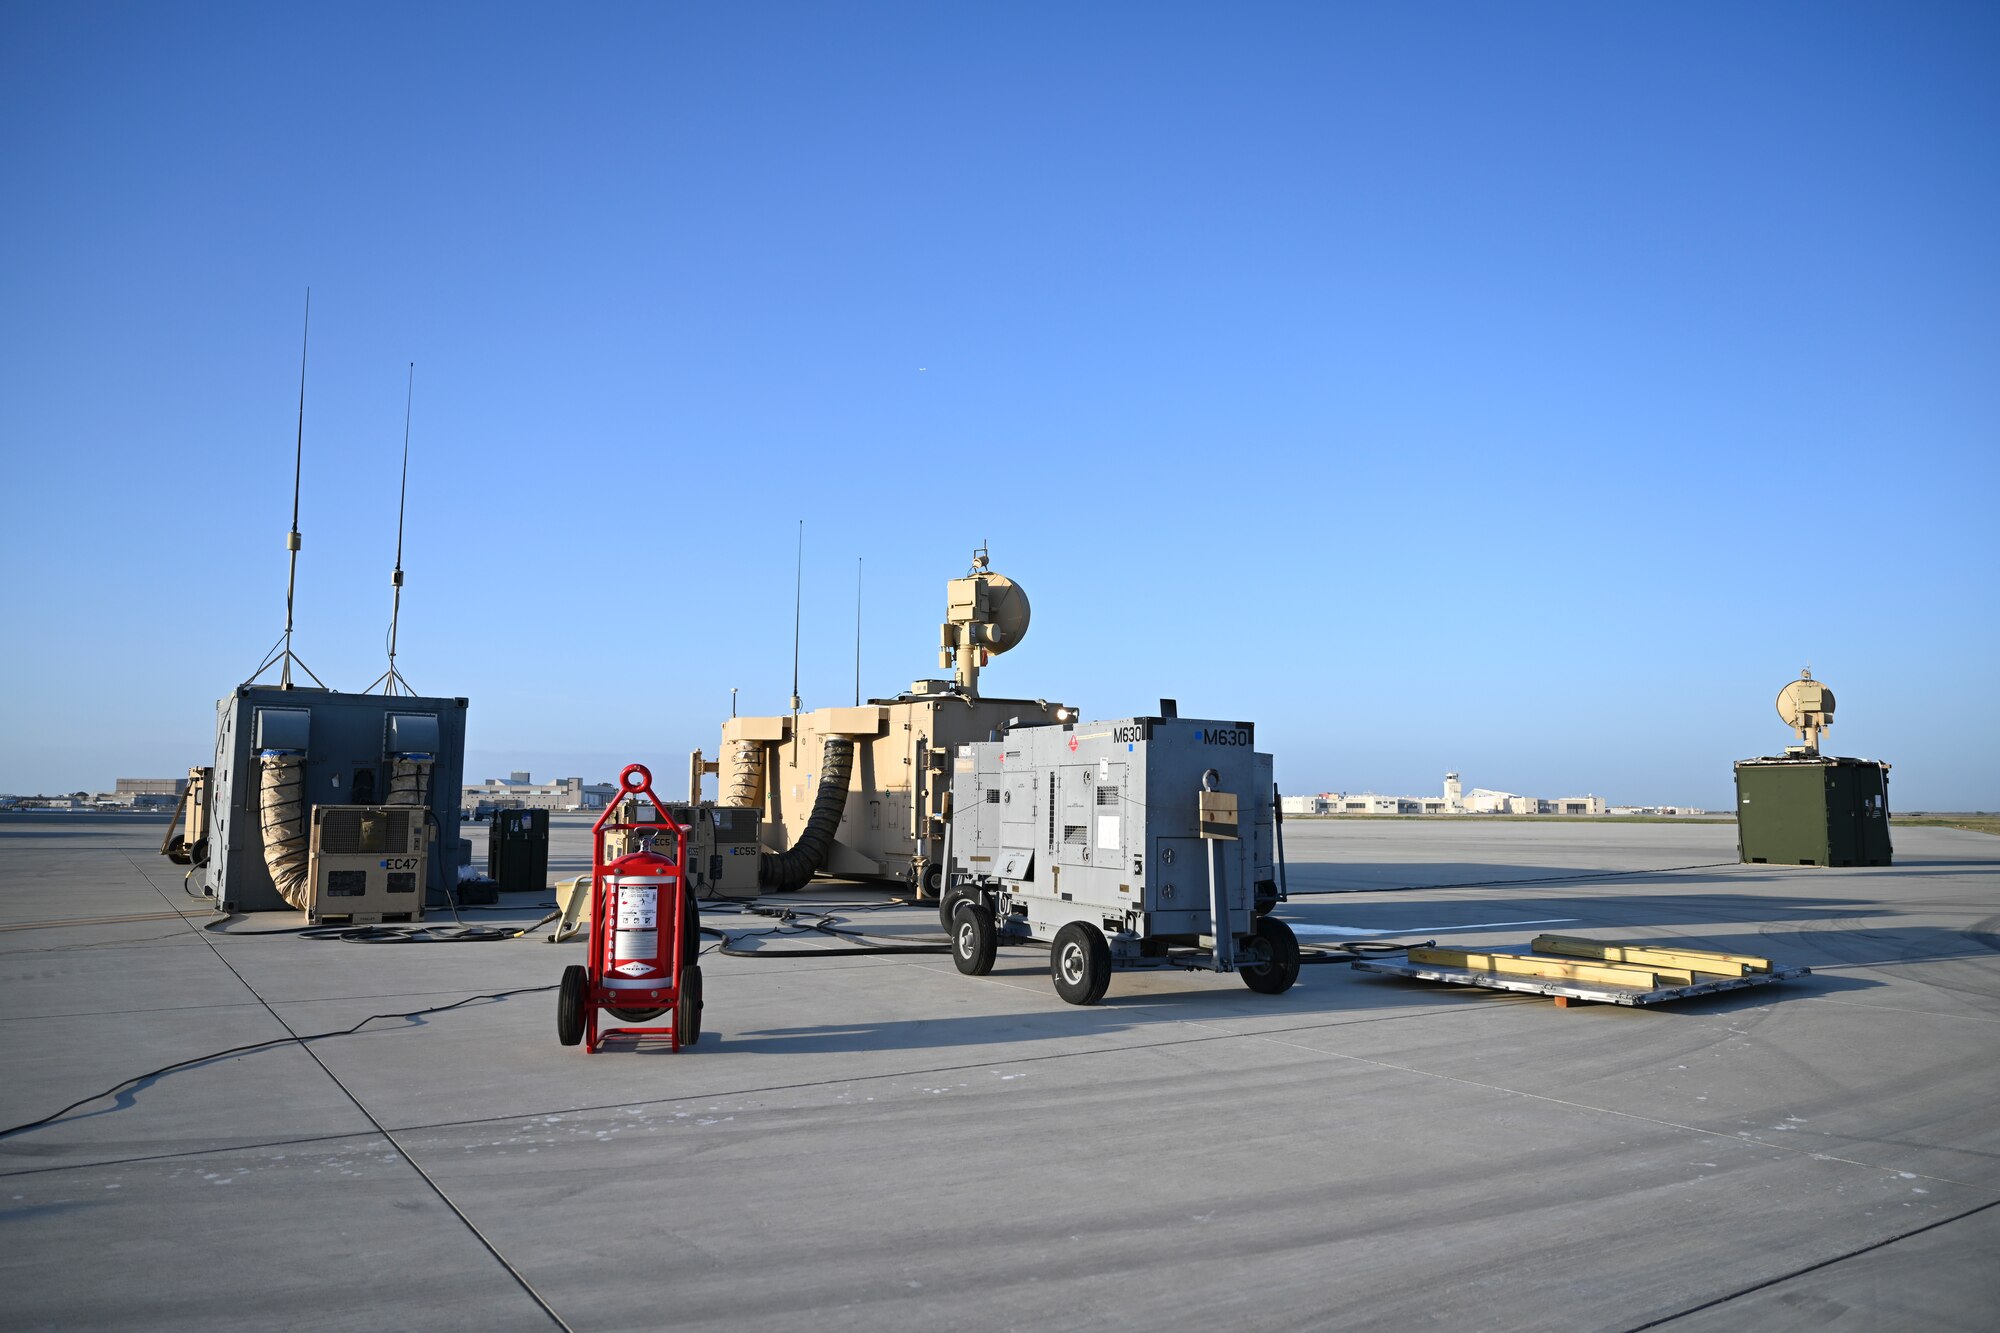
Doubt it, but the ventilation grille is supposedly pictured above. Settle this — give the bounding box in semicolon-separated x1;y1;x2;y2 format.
318;808;411;854
1096;786;1120;807
1063;825;1088;845
986;788;1001;804
712;807;760;843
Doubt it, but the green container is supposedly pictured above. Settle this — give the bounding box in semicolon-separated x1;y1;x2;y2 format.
1734;757;1892;867
487;807;550;892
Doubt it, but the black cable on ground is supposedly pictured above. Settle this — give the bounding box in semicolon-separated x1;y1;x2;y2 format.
711;934;952;958
697;904;953;958
0;983;556;1140
181;881;573;1331
1298;938;1431;965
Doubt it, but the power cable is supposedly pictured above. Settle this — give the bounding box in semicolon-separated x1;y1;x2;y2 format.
1298;938;1429;965
26;878;575;1330
0;984;554;1140
184;906;573;1331
693;900;952;957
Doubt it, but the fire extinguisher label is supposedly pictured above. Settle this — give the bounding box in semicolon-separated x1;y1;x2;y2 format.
617;887;658;928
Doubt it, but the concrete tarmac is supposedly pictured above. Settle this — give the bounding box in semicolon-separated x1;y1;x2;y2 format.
2;812;1996;1331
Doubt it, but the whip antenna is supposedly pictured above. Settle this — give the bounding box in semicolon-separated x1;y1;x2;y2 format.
854;556;862;707
248;288;327;690
368;362;417;695
790;519;803;714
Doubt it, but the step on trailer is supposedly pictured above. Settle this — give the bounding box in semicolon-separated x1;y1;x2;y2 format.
941;707;1298;1004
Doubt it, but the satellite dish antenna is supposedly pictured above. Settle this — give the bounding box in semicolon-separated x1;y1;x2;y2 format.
1776;667;1835;755
940;543;1031;695
975;577;1032;654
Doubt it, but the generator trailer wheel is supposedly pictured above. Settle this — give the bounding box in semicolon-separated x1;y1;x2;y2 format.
1051;922;1112;1005
1239;916;1301;995
951;900;998;976
937;884;969;933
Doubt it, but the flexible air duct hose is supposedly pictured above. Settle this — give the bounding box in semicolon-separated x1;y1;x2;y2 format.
759;737;854;891
387;757;433;808
720;739;766;808
258;753;311;909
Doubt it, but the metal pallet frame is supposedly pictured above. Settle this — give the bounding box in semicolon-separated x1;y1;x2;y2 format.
1354;959;1811;1006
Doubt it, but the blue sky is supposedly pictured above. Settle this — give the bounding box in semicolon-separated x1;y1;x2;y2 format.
2;2;1994;809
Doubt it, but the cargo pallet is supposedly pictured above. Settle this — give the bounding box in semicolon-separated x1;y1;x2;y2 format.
1354;934;1810;1008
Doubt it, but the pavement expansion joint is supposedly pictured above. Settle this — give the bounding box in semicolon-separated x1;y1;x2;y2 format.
1616;1196;2000;1332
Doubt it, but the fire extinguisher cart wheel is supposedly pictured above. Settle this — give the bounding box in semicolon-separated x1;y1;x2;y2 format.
557;965;587;1046
676;963;703;1045
561;763;702;1054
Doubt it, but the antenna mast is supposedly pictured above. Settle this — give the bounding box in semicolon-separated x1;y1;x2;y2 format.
790;519;803;714
248;288;327;690
368;362;418;695
854;556;862;707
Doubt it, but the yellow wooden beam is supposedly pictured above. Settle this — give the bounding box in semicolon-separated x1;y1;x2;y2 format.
1407;946;1659;989
1531;935;1752;978
1605;940;1770;971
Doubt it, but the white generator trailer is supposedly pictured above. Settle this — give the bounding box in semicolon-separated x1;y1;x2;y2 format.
943;706;1298;1004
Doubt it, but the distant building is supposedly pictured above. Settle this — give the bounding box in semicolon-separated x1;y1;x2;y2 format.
1304;774;1607;816
1326;794;1422;814
1549;796;1607;815
461;773;616;813
115;778;188;797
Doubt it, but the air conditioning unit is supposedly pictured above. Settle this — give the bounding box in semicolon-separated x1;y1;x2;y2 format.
307;805;431;924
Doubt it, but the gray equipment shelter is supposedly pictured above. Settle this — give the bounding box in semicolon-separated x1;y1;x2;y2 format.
201;686;469;911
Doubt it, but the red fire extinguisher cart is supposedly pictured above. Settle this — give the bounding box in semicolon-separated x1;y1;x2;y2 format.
557;763;703;1053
